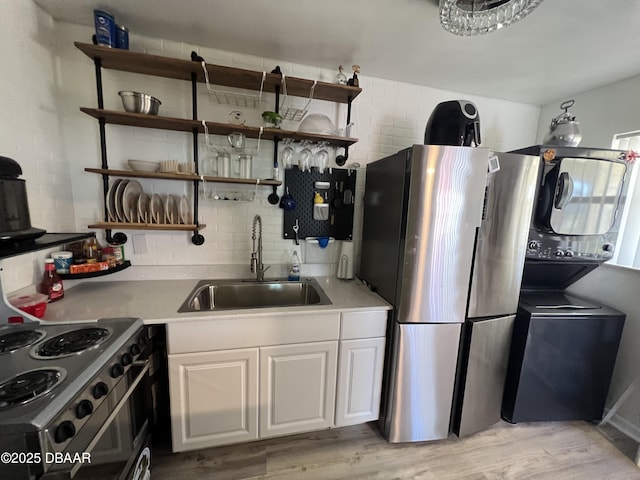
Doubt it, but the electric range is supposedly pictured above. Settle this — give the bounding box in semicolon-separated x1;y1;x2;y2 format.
0;318;146;480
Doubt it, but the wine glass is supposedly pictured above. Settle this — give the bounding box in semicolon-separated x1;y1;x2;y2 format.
299;147;313;173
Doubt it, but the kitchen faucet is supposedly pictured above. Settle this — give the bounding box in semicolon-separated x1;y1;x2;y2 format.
250;215;270;281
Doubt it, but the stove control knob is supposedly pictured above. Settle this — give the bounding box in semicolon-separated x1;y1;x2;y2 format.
130;344;141;356
111;363;124;378
138;335;148;348
528;241;539;250
93;382;109;399
603;243;615;252
54;421;76;443
76;400;94;419
555;250;564;257
564;250;574;258
121;353;133;366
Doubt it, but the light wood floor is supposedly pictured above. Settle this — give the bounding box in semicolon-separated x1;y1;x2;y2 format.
151;421;640;479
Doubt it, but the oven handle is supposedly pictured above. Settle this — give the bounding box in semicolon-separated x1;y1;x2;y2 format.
554;171;574;209
45;360;150;479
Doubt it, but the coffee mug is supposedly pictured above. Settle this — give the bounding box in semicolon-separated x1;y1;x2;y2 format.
227;132;245;150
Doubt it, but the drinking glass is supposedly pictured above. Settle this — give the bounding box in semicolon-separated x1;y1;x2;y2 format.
315;148;329;173
299;148;313;172
281;146;295;169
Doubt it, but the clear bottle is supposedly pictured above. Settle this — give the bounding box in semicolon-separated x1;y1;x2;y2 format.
84;237;102;264
288;250;301;281
40;258;64;302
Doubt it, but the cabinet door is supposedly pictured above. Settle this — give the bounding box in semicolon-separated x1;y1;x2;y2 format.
259;341;338;438
168;348;258;452
335;337;386;427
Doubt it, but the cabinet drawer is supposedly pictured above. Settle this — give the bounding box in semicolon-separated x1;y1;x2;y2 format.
340;310;388;340
168;312;341;354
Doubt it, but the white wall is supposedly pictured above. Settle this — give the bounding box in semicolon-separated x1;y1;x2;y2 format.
1;4;540;294
567;265;640;440
537;75;640;148
538;78;640;439
0;1;78;290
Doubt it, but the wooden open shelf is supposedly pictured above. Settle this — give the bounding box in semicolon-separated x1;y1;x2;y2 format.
77;39;360;245
84;168;282;186
75;42;362;104
79;108;359;147
88;222;206;232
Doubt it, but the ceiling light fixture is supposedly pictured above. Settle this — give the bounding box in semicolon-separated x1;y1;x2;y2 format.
439;0;544;36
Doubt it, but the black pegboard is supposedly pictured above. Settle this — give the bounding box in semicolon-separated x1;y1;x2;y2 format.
283;167;357;242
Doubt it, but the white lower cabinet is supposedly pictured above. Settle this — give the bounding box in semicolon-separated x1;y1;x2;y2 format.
335;337;386;427
166;309;388;452
168;348;259;452
259;341;338;438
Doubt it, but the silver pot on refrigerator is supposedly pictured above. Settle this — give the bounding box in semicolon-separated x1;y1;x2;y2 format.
0;156;46;242
543;99;582;147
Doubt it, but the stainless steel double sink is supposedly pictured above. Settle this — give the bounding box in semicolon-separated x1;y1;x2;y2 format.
178;278;332;312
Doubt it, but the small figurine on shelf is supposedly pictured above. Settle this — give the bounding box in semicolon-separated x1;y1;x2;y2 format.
335;65;347;85
347;64;360;87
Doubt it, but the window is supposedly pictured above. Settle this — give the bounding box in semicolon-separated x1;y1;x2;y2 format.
610;131;640;267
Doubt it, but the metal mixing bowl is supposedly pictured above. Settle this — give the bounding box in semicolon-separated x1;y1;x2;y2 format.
118;91;161;115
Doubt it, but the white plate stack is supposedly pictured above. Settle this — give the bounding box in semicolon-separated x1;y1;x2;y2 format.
106;179;192;225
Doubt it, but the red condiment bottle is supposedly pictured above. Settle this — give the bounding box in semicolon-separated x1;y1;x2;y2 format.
40;258;64;302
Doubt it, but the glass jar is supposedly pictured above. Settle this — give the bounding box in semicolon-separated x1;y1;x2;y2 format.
109;243;125;265
84;237;102;263
102;246;117;269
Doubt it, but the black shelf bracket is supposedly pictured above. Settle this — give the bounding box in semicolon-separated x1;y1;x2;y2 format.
190;71;204;246
343;95;353;163
93;57;120;245
267;85;281;205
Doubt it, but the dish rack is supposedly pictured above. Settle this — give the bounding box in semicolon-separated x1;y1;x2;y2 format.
279;75;316;122
199;182;257;203
200;61;266;109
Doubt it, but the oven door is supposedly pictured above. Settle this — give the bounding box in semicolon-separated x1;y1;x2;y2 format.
536;157;626;235
43;360;151;480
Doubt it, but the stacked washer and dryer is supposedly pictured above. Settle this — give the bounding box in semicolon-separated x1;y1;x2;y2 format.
502;145;632;424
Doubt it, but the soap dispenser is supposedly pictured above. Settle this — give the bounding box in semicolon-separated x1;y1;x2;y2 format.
288;250;301;281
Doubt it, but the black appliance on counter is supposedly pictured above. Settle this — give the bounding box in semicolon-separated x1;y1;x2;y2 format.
0;318;153;480
424;100;481;147
0;156;45;243
502;145;631;423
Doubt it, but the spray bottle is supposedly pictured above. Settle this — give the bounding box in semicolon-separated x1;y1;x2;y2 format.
288;250;301;281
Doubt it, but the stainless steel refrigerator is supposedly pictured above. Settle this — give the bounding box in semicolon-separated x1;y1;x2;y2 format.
359;145;541;442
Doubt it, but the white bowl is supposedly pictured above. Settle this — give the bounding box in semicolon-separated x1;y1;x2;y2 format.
298;113;337;135
128;159;160;173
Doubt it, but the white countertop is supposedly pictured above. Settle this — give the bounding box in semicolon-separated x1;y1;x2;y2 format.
40;275;391;325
